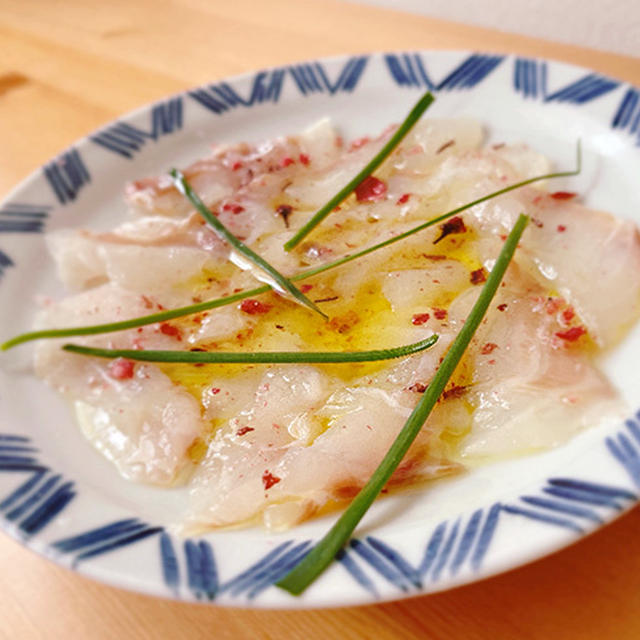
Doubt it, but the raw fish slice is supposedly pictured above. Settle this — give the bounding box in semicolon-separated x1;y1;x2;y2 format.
48;229;227;304
462;183;640;347
125;119;342;219
518;196;640;347
34;285;205;484
446;268;622;458
185;367;460;531
186;366;331;529
399;143;640;348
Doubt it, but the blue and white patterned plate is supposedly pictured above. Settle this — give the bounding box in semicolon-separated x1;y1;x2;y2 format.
1;51;639;608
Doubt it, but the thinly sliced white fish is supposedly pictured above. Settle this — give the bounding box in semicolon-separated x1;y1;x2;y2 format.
48;230;228;307
519;197;640;347
34;116;640;532
47;232;110;291
446;268;623;459
285;118;484;210
73;365;202;485
34;285;205;484
382;261;470;312
185;368;459;531
124;118;342;220
462;185;640;347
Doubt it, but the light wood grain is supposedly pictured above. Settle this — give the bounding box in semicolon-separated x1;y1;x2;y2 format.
0;1;639;638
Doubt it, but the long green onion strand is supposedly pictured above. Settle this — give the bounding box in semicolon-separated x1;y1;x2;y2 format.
0;288;269;350
62;335;438;364
170;169;327;320
0;144;579;351
283;91;435;251
276;213;530;596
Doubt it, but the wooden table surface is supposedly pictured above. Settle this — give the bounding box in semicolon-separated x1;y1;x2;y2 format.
1;1;639;638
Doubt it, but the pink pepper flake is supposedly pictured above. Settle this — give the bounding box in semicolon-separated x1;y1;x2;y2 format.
551;191;577;200
231;161;243;171
299;153;310;166
411;313;430;326
433;308;447;320
433;216;467;244
481;342;498;355
281;157;295;168
556;326;587;342
470;268;487;285
240;299;272;315
236;426;255;436
442;385;467;400
159;323;182;340
562;307;575;323
222;202;245;214
108;358;135;380
210;387;221;395
349;136;369;151
396;193;411;205
355;176;387;203
300;284;313;293
557;225;567;232
262;470;281;490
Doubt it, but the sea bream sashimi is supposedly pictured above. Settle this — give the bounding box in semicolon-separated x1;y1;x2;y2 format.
31;117;640;530
34;285;207;484
183;266;622;531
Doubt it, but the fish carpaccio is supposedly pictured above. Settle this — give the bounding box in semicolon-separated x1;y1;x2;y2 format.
34;118;640;532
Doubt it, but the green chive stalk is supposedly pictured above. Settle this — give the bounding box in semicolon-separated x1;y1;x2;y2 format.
276;214;529;595
62;335;438;364
283;91;435;250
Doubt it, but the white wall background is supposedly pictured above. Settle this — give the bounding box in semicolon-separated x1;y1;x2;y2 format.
345;0;639;58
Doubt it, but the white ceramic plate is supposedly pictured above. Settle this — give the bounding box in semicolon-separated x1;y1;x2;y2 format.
1;51;639;609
